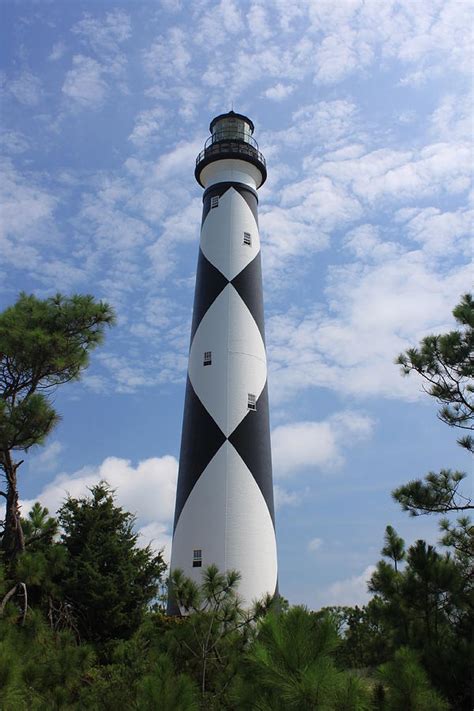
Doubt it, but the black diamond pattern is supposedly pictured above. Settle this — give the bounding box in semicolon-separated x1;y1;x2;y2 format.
201;182;258;227
231;253;266;343
228;382;275;526
237;188;258;227
173;376;226;530
176;185;274;534
190;249;229;342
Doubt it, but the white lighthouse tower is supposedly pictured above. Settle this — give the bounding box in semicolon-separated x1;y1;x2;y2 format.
169;111;277;608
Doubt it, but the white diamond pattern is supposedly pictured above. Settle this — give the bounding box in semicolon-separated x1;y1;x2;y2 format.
200;188;259;281
170;441;277;605
188;284;267;437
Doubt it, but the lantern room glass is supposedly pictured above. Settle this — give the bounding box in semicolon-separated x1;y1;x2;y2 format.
211;116;253;145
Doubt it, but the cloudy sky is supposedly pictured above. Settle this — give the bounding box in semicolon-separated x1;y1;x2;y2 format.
1;0;472;608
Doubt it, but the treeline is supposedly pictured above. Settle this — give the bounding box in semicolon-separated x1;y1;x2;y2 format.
0;293;472;708
0;485;470;709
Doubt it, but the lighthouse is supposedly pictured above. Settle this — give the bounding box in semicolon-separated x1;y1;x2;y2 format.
169;111;277;608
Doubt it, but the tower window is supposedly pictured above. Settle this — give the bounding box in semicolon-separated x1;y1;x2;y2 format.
247;393;257;411
211;195;219;209
193;549;202;567
243;231;252;246
203;351;212;366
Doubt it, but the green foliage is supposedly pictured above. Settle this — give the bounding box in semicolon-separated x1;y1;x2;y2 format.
0;292;115;453
22;502;58;545
391;295;473;708
0;292;116;394
396;292;473;441
170;563;248;615
58;483;166;647
137;654;199;711
381;525;405;572
323;603;390;670
334;674;373;711
0;610;95;710
378;647;449;710
232;606;352;710
393;469;471;516
394;294;473;520
439;514;474;562
168;564;271;705
0;292;115;562
76;632;155;709
369;529;472;708
0;395;59;451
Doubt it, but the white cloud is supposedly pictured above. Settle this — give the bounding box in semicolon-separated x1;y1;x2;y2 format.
266;100;360;152
21;455;178;547
318;142;472;203
147;198;201;279
0;129;29;154
152;140;202;181
8;71;42;106
95;353;153;393
49;41;66;61
343;224;400;262
274;485;302;510
0;159;58;250
397;206;473;258
18;454;178;561
128;107;166;146
247;2;273;41
263;83;294;101
62;55;108;108
138;521;173;562
430;93;473;143
27;442;64;474
271;411;374;478
72;10;131;57
308;537;323;552
267;240;471;403
397;110;417;125
318;565;376;607
160;0;182;11
314;30;373;84
194;0;244;48
260;174;361;281
81;374;109;394
143;28;191;78
307;0;473;84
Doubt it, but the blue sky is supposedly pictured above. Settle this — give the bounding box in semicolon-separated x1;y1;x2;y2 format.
1;0;472;607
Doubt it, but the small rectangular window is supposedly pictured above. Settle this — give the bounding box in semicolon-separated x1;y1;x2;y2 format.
211;196;219;209
193;549;202;567
203;351;212;366
243;231;252;246
247;393;257;411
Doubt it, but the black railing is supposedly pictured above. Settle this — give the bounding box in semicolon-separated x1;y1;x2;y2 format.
196;140;266;170
204;130;259;151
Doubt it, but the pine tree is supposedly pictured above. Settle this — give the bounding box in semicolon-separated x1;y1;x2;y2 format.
137;654;199;711
232;606;368;710
393;293;473;518
168;564;271;704
58;483;166;647
378;647;448;711
0;293;115;563
381;525;406;573
369;530;472;708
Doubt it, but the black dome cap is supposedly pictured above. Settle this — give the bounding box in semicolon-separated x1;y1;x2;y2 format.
209;110;255;134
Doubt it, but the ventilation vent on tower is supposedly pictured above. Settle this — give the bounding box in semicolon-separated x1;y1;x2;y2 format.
203;351;212;366
247;393;257;411
243;231;252;246
193;549;202;567
211;195;219;209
